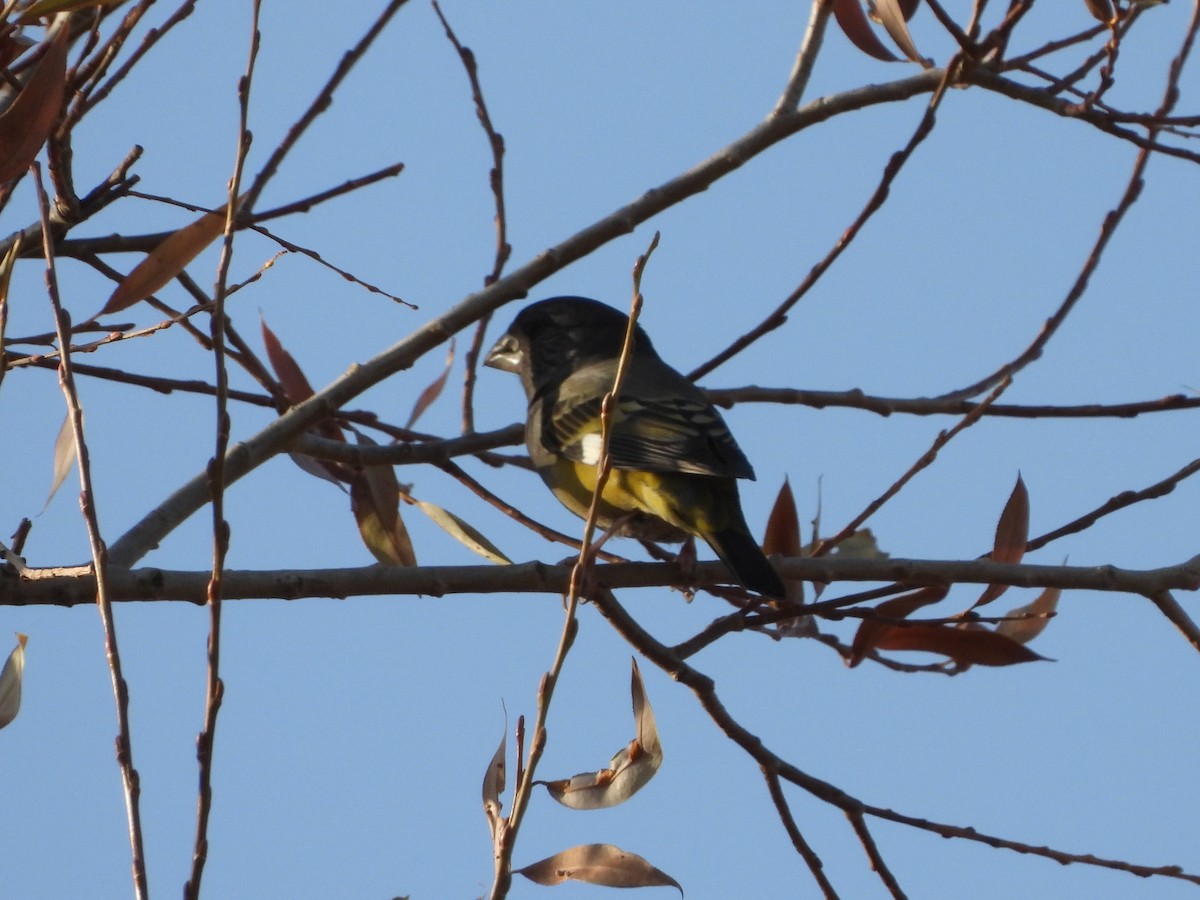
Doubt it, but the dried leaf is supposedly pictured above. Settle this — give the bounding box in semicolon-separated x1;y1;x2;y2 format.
516;844;682;894
875;623;1050;667
261;315;316;405
875;0;929;65
763;478;801;559
763;477;804;605
538;659;663;810
0;24;68;184
42;412;76;511
0;634;28;730
1083;0;1115;22
848;585;949;666
102;194;244;314
974;474;1029;608
349;436;415;566
405;338;455;429
630;658;661;761
413;499;511;564
995;586;1061;645
482;721;506;840
17;0;129;23
263;316;351;486
833;0;901;62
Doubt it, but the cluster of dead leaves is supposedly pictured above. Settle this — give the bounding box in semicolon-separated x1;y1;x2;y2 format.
486;660;680;894
832;0;1139;66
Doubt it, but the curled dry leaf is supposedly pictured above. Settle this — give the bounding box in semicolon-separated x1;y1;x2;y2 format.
874;0;930;66
349;434;415;566
42;412;77;512
995;586;1061;646
833;0;901;62
0;24;67;185
516;844;682;894
875;622;1050;667
405;338;455;429
537;659;662;810
101;194;246;315
0;633;28;730
412;498;511;564
848;585;948;666
481;723;506;840
974;474;1029;609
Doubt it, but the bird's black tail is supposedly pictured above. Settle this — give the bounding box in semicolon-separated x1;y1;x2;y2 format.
704;526;785;599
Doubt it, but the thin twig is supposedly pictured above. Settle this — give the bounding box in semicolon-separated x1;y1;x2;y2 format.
764;770;840;898
183;8;260;896
431;1;511;434
847;810;906;899
771;0;834;115
33;165;149;900
240;0;411;214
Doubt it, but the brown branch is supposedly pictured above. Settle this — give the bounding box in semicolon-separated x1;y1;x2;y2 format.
764;770;840;899
240;0;411;214
704;386;1200;419
6;555;1199;607
33;165;149;900
847;810;906;899
183;6;260;894
690;64;957;381
431;1;511;434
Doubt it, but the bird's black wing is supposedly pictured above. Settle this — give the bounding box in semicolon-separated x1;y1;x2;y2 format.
544;390;756;480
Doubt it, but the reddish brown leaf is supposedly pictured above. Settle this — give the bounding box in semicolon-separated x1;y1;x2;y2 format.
516;844;682;894
975;474;1029;608
833;0;901;62
261;315;316;405
762;477;808;606
763;478;801;559
101;195;244;314
0;25;68;184
875;0;929;65
405;338;455;429
875;623;1049;667
1083;0;1115;22
849;585;949;666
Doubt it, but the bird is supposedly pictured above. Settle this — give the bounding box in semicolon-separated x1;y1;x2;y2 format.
484;295;784;599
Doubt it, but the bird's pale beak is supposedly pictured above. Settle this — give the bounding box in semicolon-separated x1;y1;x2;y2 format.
484;334;522;373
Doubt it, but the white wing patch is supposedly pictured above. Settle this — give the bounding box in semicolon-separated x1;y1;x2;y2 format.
579;431;605;465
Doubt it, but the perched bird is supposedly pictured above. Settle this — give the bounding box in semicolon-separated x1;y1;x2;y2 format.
485;295;784;599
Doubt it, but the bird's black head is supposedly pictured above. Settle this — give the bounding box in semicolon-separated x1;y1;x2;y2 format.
485;296;656;395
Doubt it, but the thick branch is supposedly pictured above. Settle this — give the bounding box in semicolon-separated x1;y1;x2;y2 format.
6;555;1198;607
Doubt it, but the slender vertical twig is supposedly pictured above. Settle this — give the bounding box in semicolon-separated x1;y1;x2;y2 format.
432;1;512;434
183;5;260;897
487;233;660;899
34;164;149;899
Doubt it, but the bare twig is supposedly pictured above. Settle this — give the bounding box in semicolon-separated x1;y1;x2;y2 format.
33;165;149;900
771;0;834;115
764;770;840;899
183;8;260;896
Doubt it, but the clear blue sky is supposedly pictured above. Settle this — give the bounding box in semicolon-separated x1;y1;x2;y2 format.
2;2;1199;898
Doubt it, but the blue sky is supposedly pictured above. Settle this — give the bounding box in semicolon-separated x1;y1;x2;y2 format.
2;2;1199;898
